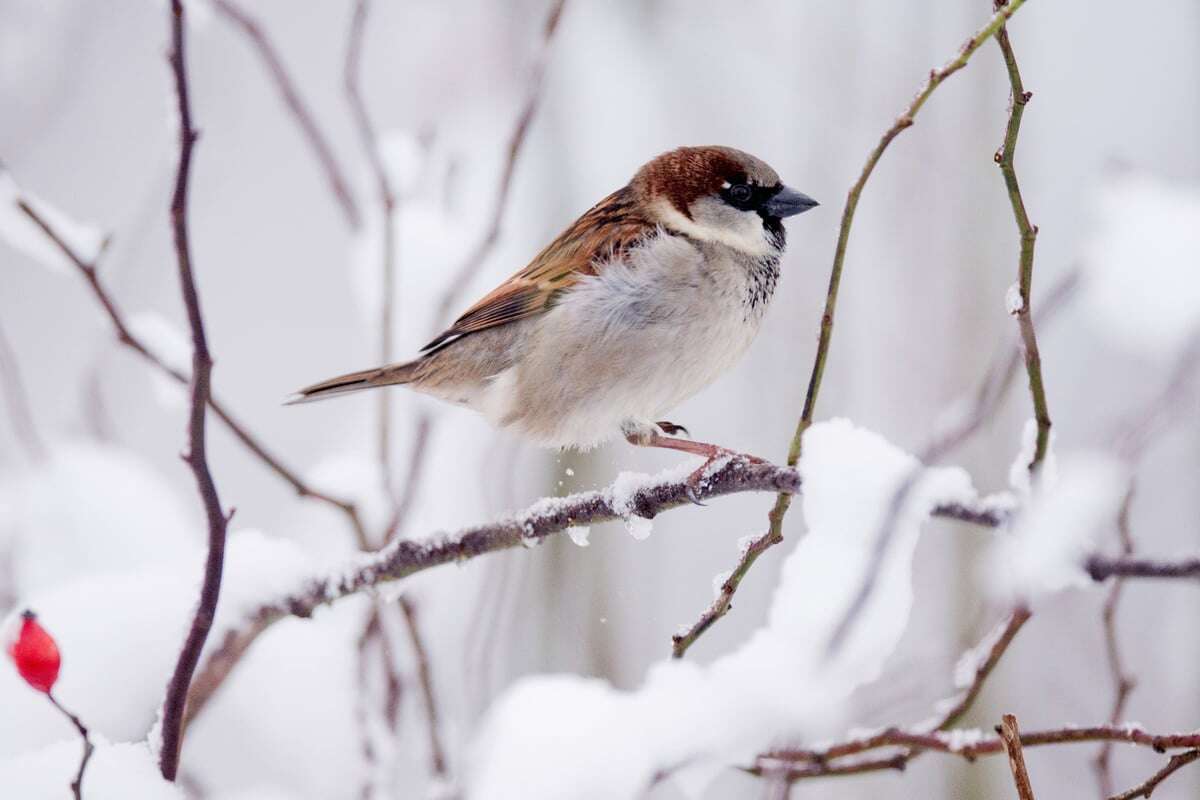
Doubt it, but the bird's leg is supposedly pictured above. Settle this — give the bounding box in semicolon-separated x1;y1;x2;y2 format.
656;420;690;437
622;421;763;505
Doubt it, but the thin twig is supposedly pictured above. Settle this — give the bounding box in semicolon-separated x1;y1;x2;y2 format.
46;693;93;800
993;12;1049;472
398;596;448;778
1095;487;1138;797
1109;749;1200;800
999;714;1038;800
1086;554;1200;581
0;316;46;461
158;1;232;781
17;197;370;549
209;0;361;229
758;725;1200;781
672;0;1031;658
345;0;399;494
432;0;567;329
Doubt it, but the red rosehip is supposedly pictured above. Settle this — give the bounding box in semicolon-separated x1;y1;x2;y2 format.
7;610;61;694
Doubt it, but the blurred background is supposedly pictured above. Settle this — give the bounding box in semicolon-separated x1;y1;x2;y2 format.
1;1;1199;797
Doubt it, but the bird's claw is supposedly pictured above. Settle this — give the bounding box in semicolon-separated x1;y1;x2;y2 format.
656;420;691;438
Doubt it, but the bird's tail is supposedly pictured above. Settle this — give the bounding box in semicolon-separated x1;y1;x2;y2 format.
285;360;421;405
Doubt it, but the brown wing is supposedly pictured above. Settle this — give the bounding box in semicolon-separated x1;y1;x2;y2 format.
421;186;656;353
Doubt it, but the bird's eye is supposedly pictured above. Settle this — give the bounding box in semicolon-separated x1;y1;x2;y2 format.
729;183;753;204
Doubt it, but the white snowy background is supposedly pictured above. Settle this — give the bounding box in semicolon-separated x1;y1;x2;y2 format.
1;1;1199;798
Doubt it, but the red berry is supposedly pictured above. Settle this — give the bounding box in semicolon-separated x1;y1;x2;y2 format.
7;610;60;694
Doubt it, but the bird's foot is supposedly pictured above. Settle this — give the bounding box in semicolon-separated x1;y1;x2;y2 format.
656;420;690;437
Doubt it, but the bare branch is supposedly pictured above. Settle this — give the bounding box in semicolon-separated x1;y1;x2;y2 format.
209;0;361;229
46;692;93;800
672;0;1032;658
999;714;1038;800
994;13;1050;472
159;0;231;780
17;190;369;549
1109;749;1200;800
432;0;568;330
1094;487;1138;797
398;596;447;778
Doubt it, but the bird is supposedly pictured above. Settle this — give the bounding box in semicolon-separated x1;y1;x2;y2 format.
289;146;817;489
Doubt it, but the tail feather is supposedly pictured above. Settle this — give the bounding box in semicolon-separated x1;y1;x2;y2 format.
285;360;419;405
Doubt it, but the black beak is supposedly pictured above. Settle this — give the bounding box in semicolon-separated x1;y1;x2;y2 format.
764;186;819;218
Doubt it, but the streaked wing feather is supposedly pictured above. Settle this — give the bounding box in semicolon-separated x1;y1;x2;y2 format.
421;187;655;352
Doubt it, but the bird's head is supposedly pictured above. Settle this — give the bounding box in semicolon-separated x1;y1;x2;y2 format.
631;146;818;257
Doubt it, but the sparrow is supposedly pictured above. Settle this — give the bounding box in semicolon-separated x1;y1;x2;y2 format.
290;146;817;484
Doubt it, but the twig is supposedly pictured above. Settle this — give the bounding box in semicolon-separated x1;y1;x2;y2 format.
0;315;46;461
1109;749;1200;800
159;0;232;780
345;0;399;494
398;596;448;778
17;195;369;549
1086;554;1200;581
432;0;567;329
354;605;404;799
759;725;1200;781
1095;488;1138;797
208;0;361;229
671;0;1031;658
934;607;1031;730
993;11;1049;472
999;714;1038;800
46;693;93;800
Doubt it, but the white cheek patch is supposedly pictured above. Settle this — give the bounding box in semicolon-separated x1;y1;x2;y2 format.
652;198;776;258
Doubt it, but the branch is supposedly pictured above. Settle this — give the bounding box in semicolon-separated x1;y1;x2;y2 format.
186;458;796;713
209;0;361;229
672;0;1031;658
17;191;369;549
999;714;1037;800
46;693;93;800
398;596;447;778
759;725;1200;781
1095;487;1138;797
994;7;1050;472
159;0;231;780
432;0;567;329
1086;554;1200;581
1110;749;1200;800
